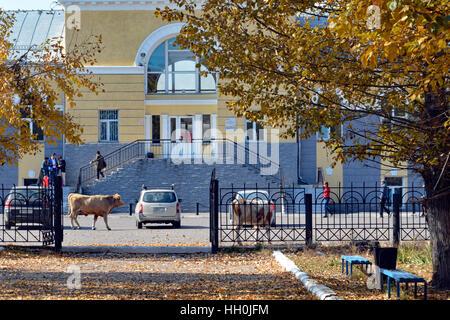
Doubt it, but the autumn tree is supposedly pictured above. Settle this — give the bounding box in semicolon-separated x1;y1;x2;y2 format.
156;0;450;288
0;10;103;165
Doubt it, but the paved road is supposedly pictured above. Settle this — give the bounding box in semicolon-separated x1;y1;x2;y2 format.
63;212;210;247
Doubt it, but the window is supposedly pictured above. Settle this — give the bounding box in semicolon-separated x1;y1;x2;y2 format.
202;114;211;143
318;126;330;141
317;125;342;141
385;177;403;187
147;37;217;94
170;118;177;142
245;119;265;142
392;107;406;118
20;106;44;141
23;178;38;186
99;110;118;142
152;115;161;144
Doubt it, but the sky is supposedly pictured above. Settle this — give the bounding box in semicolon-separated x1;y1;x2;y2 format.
0;0;59;10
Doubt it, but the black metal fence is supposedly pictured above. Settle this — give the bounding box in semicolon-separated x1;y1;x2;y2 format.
209;177;429;250
0;177;63;251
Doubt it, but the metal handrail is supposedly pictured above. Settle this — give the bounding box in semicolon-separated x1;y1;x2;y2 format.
76;138;283;192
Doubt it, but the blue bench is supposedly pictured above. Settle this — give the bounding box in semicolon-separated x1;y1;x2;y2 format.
380;269;427;300
341;255;372;276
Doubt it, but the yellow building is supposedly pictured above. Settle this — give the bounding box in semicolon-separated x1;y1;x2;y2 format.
1;1;420;200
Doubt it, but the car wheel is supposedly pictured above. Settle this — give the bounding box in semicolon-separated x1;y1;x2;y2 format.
172;221;181;228
136;221;143;229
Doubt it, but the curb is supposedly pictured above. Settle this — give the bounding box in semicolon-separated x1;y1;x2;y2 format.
62;245;212;254
273;250;344;300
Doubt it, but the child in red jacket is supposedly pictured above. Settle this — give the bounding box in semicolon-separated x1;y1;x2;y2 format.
322;181;332;218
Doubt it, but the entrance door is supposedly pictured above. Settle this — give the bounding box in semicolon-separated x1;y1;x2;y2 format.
169;116;193;159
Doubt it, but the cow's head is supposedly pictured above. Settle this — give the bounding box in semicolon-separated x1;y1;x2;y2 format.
113;194;125;207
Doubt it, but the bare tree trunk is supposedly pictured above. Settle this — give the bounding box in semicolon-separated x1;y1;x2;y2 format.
422;88;450;289
426;191;450;289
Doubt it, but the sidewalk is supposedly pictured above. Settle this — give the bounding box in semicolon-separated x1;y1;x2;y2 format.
62;245;212;254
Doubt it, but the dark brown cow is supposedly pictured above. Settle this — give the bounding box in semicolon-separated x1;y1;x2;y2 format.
68;193;125;230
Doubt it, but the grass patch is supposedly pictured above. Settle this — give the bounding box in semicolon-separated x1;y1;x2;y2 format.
397;242;432;265
284;241;448;300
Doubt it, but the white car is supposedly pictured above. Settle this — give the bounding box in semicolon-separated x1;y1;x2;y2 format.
135;188;181;228
228;190;276;227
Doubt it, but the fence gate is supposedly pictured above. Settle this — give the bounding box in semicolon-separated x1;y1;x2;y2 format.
211;182;308;248
0;176;63;251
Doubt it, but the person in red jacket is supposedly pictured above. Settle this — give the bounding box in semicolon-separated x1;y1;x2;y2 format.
322;181;332;218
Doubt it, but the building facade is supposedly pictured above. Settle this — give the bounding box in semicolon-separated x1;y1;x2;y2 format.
1;1;422;199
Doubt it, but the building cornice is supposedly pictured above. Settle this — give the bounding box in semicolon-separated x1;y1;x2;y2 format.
58;0;202;11
81;66;145;74
145;99;217;106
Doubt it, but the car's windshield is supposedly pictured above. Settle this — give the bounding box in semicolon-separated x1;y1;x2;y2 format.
143;192;176;203
7;189;45;200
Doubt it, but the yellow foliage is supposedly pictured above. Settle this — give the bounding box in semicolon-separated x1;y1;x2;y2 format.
0;10;103;165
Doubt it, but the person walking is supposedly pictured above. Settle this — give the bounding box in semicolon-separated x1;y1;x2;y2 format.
58;155;66;186
322;181;332;218
379;180;391;218
48;153;59;186
90;151;106;180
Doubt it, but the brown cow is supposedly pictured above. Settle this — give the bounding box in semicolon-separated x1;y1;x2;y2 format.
68;193;125;230
232;198;273;243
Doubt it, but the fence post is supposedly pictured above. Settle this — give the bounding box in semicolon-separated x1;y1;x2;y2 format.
210;179;219;254
305;193;313;247
54;176;63;252
392;192;401;247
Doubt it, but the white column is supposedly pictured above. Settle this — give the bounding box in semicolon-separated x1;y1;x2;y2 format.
211;114;218;159
145;115;151;153
193;114;202;161
162;114;169;158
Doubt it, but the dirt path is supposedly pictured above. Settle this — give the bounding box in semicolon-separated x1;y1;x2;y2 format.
0;246;315;300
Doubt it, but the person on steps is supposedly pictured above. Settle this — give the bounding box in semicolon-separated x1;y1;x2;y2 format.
90;151;107;181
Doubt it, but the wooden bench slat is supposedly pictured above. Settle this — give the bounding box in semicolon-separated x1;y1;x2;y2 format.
380;269;425;282
341;255;372;263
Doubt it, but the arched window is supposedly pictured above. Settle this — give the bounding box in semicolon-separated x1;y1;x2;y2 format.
147;37;217;94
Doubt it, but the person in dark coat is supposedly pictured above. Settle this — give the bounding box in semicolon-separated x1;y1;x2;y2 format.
380;180;391;218
90;151;106;180
49;153;59;186
58;156;66;186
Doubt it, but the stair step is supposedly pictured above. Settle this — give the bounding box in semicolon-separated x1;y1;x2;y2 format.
81;158;282;212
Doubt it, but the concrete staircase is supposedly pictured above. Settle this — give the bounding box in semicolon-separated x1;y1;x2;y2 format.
81;158;281;212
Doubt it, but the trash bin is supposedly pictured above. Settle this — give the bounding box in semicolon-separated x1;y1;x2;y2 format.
374;247;398;270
